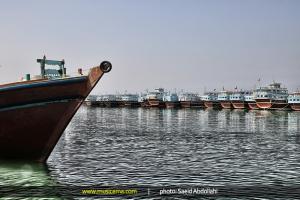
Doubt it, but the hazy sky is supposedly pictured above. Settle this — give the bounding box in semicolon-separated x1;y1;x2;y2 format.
0;0;299;94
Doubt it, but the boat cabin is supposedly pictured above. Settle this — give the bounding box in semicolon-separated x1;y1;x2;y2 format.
37;55;66;79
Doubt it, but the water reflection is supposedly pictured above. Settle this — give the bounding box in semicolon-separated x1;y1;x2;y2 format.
0;162;53;186
0;162;64;198
288;112;300;132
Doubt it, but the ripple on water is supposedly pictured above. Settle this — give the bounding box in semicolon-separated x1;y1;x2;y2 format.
41;108;298;198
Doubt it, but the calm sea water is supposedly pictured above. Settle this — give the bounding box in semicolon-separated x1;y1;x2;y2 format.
1;106;300;199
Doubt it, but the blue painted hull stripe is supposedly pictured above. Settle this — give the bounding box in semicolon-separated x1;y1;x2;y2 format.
0;76;87;92
0;99;77;112
0;95;84;112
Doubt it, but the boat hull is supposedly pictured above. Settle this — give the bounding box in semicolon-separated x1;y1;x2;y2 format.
123;101;140;107
248;102;259;110
180;101;204;108
147;99;165;108
0;100;80;161
103;101;119;107
255;99;289;110
289;103;300;111
85;100;99;106
165;101;180;108
140;101;149;107
180;101;191;108
220;101;233;109
204;101;221;109
191;100;204;108
231;101;249;109
0;66;105;162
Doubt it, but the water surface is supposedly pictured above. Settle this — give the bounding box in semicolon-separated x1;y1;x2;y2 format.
1;107;300;199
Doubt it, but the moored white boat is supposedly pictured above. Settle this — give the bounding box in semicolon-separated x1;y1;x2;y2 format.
288;92;300;111
245;91;259;110
179;93;204;108
144;88;165;107
218;90;233;109
254;82;289;110
230;90;251;109
163;93;180;108
202;92;221;109
121;94;140;107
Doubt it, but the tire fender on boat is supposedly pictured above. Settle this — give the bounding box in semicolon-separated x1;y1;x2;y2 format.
100;61;112;73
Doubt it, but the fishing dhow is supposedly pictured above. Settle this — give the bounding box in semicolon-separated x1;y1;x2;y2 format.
0;56;111;162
